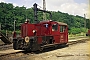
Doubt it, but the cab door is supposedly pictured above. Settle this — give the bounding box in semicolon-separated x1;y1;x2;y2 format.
52;23;60;43
60;25;67;43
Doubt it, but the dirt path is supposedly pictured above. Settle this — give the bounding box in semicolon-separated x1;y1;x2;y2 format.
32;40;90;60
2;39;89;60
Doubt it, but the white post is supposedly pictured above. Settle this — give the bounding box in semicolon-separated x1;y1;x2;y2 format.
14;20;16;31
84;14;86;29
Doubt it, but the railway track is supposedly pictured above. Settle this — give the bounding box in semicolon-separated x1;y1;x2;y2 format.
0;36;88;50
0;37;89;60
0;44;13;51
68;37;89;45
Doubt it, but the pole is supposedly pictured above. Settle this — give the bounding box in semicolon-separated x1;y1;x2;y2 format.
43;0;46;20
14;20;16;31
84;14;86;29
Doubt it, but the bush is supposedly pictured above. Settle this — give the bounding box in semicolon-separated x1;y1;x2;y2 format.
69;27;87;34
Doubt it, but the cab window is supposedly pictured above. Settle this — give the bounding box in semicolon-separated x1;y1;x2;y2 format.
60;26;66;32
52;24;58;31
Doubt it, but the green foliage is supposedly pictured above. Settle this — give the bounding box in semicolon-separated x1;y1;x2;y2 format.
69;27;87;34
0;2;89;34
86;19;90;29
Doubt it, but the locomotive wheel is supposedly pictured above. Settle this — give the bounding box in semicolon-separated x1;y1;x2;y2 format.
39;47;43;51
13;40;18;50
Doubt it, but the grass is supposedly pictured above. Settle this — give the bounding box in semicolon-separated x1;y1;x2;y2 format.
68;32;86;40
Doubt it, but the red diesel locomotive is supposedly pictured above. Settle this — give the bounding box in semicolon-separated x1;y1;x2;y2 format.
13;3;68;51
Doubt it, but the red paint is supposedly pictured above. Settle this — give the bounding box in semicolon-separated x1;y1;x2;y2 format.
88;29;90;34
13;31;16;38
20;20;68;44
86;29;90;36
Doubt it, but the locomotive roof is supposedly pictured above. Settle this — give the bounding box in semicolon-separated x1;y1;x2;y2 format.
57;22;67;25
40;20;67;26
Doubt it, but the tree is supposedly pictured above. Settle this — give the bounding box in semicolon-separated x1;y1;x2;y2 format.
0;2;88;34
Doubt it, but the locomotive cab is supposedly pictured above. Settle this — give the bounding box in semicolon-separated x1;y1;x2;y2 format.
51;22;68;44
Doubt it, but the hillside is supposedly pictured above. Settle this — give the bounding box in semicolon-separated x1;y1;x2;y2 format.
0;2;90;34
